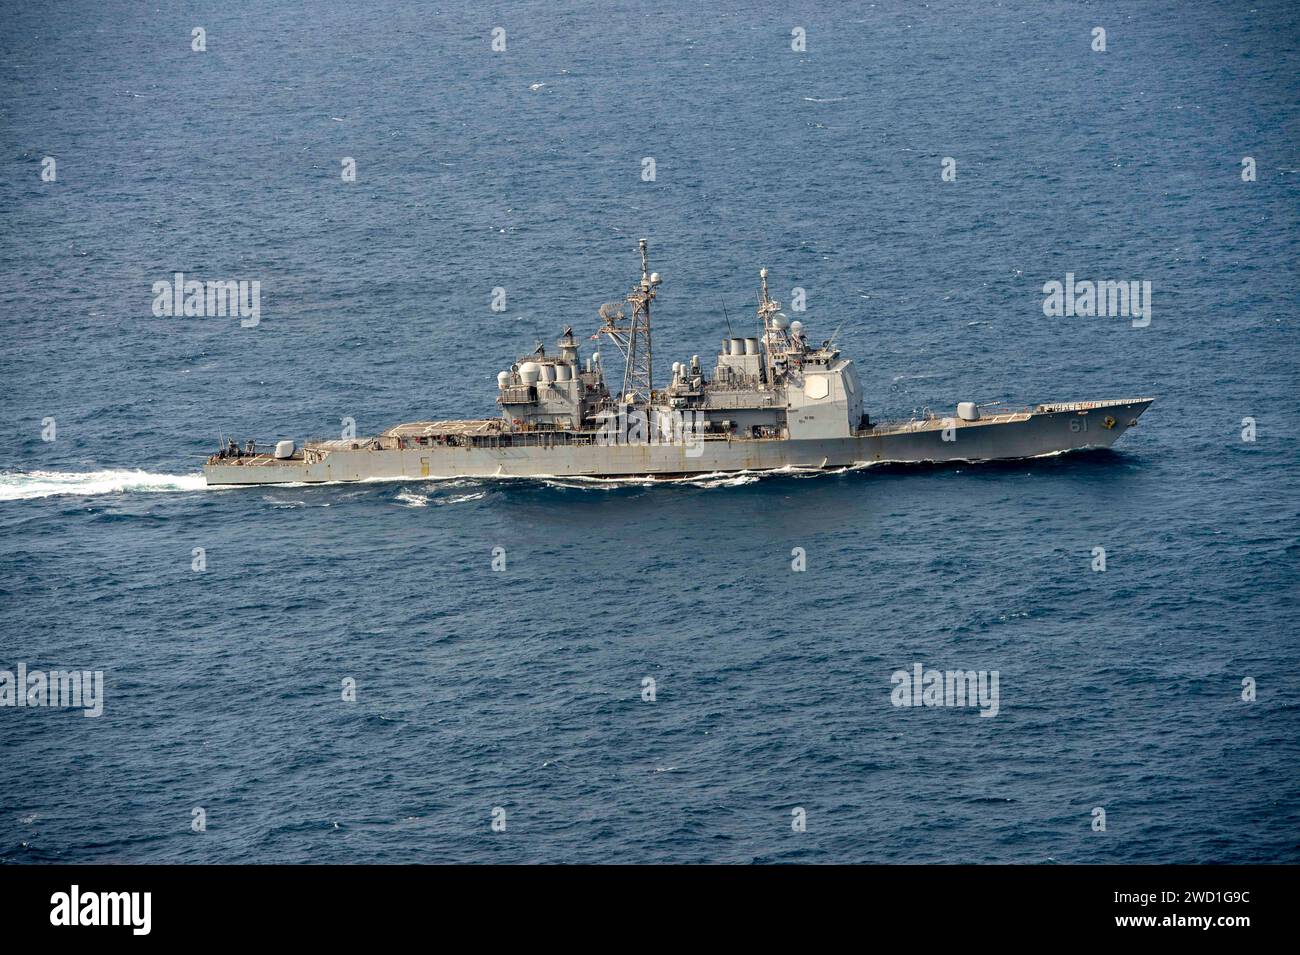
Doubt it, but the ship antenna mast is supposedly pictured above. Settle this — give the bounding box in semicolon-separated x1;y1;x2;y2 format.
597;239;661;408
757;266;787;384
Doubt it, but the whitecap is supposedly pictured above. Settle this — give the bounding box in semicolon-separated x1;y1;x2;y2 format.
440;492;485;505
0;469;207;501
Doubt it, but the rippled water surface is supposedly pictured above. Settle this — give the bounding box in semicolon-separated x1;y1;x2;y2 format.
0;0;1297;863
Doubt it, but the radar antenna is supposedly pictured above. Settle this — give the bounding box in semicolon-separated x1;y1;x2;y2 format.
825;320;845;350
595;239;661;406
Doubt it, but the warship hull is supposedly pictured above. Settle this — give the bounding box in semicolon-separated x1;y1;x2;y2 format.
203;398;1151;486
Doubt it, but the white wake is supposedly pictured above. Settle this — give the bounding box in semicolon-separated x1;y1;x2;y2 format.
0;469;208;501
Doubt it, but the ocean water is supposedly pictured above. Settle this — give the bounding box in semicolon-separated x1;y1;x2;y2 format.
1;0;1297;863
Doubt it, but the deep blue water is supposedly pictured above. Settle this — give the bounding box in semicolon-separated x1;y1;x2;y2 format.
1;0;1297;863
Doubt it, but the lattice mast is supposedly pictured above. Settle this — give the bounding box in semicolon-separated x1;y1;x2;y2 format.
758;266;792;384
597;239;661;407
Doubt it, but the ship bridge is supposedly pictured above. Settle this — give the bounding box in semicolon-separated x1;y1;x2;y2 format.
489;246;865;442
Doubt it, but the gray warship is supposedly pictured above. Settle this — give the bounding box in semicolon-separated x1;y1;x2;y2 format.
204;241;1152;485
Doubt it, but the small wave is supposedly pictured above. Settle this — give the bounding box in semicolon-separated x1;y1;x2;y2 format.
395;487;484;506
442;492;485;505
540;476;650;490
537;465;859;489
424;479;484;491
803;96;847;103
261;496;330;509
891;372;942;382
685;471;763;488
0;469;207;501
